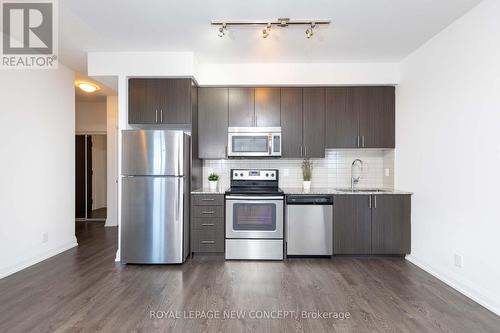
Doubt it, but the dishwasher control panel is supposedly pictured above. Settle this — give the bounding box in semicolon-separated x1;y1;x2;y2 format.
286;195;333;205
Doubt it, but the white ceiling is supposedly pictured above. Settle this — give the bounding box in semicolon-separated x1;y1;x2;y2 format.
60;0;482;73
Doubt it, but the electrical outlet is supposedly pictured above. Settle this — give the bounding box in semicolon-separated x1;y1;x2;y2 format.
384;168;390;177
454;254;463;268
283;168;289;177
42;232;49;244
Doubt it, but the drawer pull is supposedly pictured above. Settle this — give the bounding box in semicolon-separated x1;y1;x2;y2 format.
201;198;215;201
201;240;215;244
202;223;215;226
201;211;215;214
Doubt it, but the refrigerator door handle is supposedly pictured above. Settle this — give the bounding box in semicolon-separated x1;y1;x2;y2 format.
176;178;181;221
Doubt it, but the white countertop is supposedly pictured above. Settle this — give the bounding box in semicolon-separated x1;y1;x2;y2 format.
192;187;412;195
281;187;413;195
191;188;227;194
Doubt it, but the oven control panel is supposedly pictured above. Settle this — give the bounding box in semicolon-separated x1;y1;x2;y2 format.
231;169;278;181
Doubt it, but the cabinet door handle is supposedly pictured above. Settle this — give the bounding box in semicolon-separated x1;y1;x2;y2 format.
300;146;303;157
369;196;372;209
201;240;215;244
362;135;365;148
202;223;215;226
357;135;360;148
304;146;307;157
155;109;158;123
374;195;377;209
201;198;215;202
160;109;163;123
201;211;215;215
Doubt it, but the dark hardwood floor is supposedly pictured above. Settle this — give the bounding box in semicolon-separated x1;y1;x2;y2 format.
88;207;107;220
0;223;498;332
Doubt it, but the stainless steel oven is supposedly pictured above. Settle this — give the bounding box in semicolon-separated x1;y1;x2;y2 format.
225;195;284;239
227;127;282;157
225;169;284;260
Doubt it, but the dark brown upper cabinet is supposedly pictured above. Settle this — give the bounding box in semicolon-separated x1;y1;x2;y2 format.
358;86;395;148
128;79;158;124
303;87;325;158
255;88;281;127
228;88;255;127
280;88;303;158
326;86;395;149
128;78;194;125
198;88;228;159
371;195;411;255
326;87;358;148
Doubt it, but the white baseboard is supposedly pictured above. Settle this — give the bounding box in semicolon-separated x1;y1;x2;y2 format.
406;255;500;317
104;219;117;227
0;238;78;280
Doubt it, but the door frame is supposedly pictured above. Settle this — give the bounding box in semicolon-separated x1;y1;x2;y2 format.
75;132;107;222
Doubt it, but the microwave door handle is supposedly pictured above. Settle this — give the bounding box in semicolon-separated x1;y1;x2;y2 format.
268;137;272;155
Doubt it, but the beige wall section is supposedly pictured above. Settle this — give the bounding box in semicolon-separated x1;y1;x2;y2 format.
75;100;106;133
91;135;107;210
106;96;119;227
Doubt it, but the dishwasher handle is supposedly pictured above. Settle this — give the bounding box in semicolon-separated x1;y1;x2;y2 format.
286;195;333;205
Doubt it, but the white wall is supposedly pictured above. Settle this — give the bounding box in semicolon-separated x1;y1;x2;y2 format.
75;100;106;133
91;135;107;209
106;96;119;227
396;0;500;315
0;65;78;279
196;63;399;86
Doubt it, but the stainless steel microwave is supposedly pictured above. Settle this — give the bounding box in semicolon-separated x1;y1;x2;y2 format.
228;127;282;157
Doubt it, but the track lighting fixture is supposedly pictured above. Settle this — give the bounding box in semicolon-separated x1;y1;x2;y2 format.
305;22;315;39
212;18;330;39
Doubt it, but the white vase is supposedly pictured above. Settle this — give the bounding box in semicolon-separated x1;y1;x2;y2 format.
303;181;311;192
208;180;218;192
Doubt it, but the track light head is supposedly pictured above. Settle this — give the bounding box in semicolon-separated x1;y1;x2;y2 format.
305;22;316;39
217;23;227;37
262;23;271;39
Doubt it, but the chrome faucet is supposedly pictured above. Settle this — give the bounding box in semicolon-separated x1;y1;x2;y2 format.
351;159;363;190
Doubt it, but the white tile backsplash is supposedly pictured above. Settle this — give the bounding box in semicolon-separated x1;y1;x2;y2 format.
202;149;395;190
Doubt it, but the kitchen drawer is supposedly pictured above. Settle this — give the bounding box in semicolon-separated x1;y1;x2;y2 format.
192;206;224;218
192;194;224;206
192;217;224;230
192;229;224;253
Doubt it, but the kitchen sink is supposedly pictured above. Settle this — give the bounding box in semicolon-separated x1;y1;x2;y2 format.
336;188;388;193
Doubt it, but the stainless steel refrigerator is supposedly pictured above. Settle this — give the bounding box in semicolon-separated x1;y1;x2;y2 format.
121;130;190;264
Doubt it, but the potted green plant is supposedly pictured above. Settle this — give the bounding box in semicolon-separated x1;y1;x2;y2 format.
208;173;219;191
301;159;313;192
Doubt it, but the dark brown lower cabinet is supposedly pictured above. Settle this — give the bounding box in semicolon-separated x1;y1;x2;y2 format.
334;195;372;254
191;194;225;253
333;194;411;255
371;195;411;254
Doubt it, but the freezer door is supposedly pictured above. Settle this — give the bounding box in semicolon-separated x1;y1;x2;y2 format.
122;130;185;176
121;176;184;263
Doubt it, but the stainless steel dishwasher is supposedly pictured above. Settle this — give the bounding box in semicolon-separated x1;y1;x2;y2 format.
286;195;333;256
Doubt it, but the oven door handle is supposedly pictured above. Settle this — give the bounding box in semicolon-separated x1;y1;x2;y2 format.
225;196;284;200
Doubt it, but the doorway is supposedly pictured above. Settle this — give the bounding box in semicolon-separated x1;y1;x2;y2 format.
75;134;107;221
